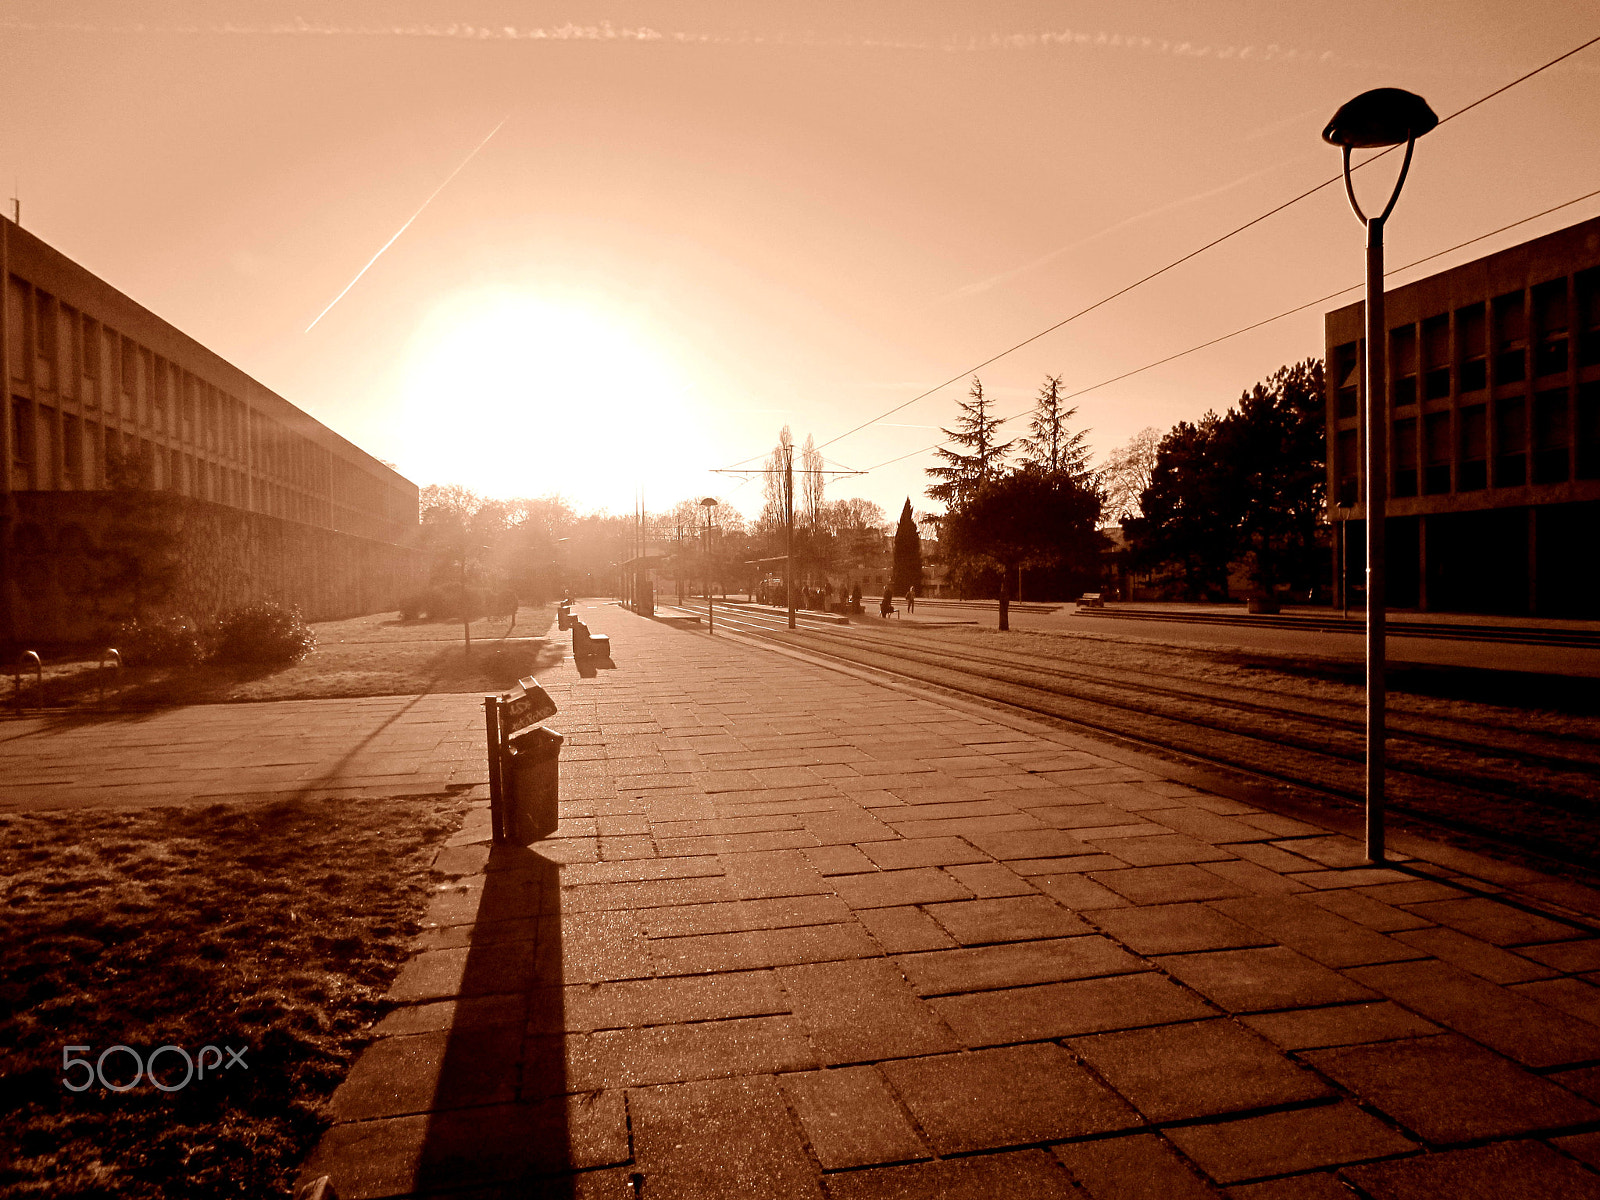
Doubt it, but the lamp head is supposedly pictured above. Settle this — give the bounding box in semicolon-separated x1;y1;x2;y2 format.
1322;88;1437;148
700;497;719;508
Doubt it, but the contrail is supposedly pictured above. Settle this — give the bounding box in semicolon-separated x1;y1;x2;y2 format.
306;115;508;332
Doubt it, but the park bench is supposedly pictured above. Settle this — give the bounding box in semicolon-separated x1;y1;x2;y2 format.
1078;592;1104;608
484;675;562;844
571;619;611;660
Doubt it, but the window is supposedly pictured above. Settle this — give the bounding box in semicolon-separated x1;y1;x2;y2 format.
86;422;102;488
1393;418;1418;497
1423;412;1451;494
6;276;27;381
1456;303;1487;392
1334;342;1359;418
1336;429;1359;506
1493;291;1527;384
1533;278;1569;377
1579;268;1600;368
1533;389;1570;484
1422;314;1450;399
11;396;33;479
1579;382;1600;480
32;290;55;390
63;413;81;488
1390;325;1416;407
1458;406;1486;491
1495;396;1526;486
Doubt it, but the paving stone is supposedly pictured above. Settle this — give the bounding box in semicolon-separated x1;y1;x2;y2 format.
1224;1175;1354;1200
1305;1033;1599;1144
651;922;881;974
1341;1139;1600;1200
1394;926;1555;984
779;1066;929;1169
1304;888;1434;932
1348;958;1600;1068
1239;1001;1440;1050
1402;896;1582;946
1510;977;1600;1027
568;1014;818;1088
1090;864;1246;904
1552;1130;1600;1170
1013;853;1130;875
1268;835;1368;868
1202;859;1313;895
1087;833;1236;866
803;844;878;875
1224;841;1327;873
861;836;992;869
932;972;1213;1045
803;811;900;845
923;895;1092;944
856;905;960;953
1353;879;1470;904
962;827;1097;860
942;861;1036;897
329;1025;523;1120
1024;802;1151;828
1071;1019;1332;1121
887;814;1044;839
628;1074;823;1199
562;856;723;887
824;1149;1075;1199
564;970;786;1030
1054;1133;1223;1200
1165;1103;1416;1184
1210;895;1418;968
561;912;653;983
640;895;851;938
898;936;1146;996
777;958;959;1064
1161;946;1378;1012
375;993;526;1037
561;876;733;913
832;868;979;914
1031;872;1133;910
1286;867;1412;889
719;848;832;899
1518;938;1600;973
880;1043;1138;1153
1086;903;1265;955
1146;807;1272;845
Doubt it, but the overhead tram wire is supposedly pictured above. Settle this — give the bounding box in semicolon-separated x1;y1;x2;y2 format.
856;185;1600;475
801;31;1600;459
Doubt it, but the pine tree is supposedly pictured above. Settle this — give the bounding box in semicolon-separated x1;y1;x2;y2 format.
1019;375;1092;480
925;377;1015;507
890;499;923;595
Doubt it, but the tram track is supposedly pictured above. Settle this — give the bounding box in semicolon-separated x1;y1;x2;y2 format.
658;602;1600;872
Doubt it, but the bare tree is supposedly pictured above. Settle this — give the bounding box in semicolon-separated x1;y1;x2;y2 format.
801;434;825;529
1097;427;1162;525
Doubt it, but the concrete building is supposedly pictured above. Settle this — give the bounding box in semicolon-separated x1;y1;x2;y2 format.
2;216;421;650
1325;213;1600;616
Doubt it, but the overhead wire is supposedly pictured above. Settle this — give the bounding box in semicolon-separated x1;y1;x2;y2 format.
792;31;1600;459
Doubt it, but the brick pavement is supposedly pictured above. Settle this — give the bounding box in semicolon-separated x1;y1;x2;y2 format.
288;601;1600;1198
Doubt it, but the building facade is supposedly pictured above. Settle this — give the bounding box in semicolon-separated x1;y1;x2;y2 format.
1;216;421;649
1325;213;1600;617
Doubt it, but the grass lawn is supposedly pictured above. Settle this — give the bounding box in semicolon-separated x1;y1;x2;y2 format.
12;604;560;709
0;795;469;1199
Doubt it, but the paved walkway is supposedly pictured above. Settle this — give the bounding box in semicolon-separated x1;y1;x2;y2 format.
0;692;484;810
272;600;1600;1198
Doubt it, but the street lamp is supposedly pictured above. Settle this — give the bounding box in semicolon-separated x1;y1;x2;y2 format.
700;497;719;633
1323;87;1437;863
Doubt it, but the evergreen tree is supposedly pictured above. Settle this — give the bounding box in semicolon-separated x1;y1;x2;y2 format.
890;499;923;595
1019;375;1092;480
925;377;1015;507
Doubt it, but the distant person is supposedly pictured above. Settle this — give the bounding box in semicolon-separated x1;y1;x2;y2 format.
906;585;917;614
879;591;895;619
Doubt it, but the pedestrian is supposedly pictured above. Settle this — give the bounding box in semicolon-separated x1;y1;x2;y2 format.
879;591;895;619
907;584;917;614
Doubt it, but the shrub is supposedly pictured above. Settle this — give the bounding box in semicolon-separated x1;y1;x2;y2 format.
398;592;426;621
209;602;316;667
113;615;207;668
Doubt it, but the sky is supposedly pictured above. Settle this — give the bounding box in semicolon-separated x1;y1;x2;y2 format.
3;1;1598;523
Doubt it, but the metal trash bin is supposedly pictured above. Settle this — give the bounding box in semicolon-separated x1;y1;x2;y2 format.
504;725;563;843
558;603;571;631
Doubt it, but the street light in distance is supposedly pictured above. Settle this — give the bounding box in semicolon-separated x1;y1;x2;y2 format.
700;497;719;633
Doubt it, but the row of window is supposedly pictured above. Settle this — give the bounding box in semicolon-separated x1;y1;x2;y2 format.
1333;268;1600;418
1334;382;1600;505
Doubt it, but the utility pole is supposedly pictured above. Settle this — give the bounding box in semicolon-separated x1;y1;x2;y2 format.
785;441;796;630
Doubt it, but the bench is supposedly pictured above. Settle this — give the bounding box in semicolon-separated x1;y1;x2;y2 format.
484;675;562;843
571;619;611;660
1078;593;1104;608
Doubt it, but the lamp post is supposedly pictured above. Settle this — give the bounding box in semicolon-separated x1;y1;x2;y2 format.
700;497;718;633
1323;87;1437;863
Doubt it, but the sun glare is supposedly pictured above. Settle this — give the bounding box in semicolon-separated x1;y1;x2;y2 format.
396;289;706;511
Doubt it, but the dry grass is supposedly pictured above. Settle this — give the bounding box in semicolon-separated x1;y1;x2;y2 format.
11;604;561;710
0;794;468;1199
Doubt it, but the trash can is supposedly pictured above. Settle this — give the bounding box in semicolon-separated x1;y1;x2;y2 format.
504;725;563;843
558;603;571;631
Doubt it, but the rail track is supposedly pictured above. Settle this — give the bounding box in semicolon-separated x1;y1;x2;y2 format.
656;601;1600;872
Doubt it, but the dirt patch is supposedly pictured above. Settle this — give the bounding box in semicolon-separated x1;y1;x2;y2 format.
0;793;468;1199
